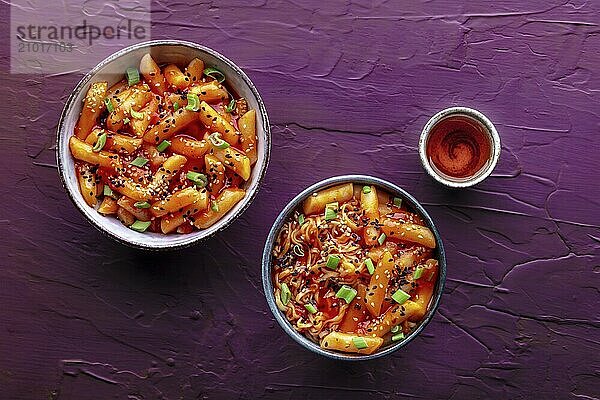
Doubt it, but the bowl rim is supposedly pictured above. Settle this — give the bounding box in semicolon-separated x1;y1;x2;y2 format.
56;39;271;250
418;106;501;188
261;174;447;361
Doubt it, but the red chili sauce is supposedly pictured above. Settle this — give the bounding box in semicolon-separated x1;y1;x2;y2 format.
425;116;491;179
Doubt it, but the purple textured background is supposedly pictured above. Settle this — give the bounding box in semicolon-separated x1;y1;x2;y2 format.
1;1;599;399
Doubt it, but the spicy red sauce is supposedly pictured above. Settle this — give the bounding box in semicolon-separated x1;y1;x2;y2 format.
426;116;491;178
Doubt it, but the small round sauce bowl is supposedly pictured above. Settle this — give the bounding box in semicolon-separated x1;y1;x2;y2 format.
418;107;500;188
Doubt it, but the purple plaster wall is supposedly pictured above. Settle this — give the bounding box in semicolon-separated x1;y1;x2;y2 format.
1;1;599;399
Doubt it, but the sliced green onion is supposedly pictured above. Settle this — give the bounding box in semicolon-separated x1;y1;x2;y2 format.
352;337;368;349
104;97;114;113
126;67;140;86
390;325;400;334
324;202;338;221
304;303;318;314
326;255;340;270
185;93;200;111
292;244;305;257
211;202;219;212
392;332;405;342
130;109;144;120
203;67;225;83
103;185;114;198
391;289;411;305
377;232;387;245
225;98;236;113
335;285;357;304
362;185;371;194
280;283;291;305
123;117;130;124
365;258;375;275
156;140;171;152
208;132;230;149
134;201;151;209
130;220;151;232
297;214;305;225
130;156;148;167
413;266;425;280
186;171;208;188
324;208;336;221
92;132;107;152
173;102;180;111
324;208;337;221
393;197;402;207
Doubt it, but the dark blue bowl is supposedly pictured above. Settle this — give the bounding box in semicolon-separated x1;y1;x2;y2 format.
261;175;446;360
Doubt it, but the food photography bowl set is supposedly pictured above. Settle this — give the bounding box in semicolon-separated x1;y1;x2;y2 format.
4;1;599;399
57;40;450;360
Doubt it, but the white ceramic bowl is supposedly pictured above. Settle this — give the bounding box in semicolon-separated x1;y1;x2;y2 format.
57;40;271;250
